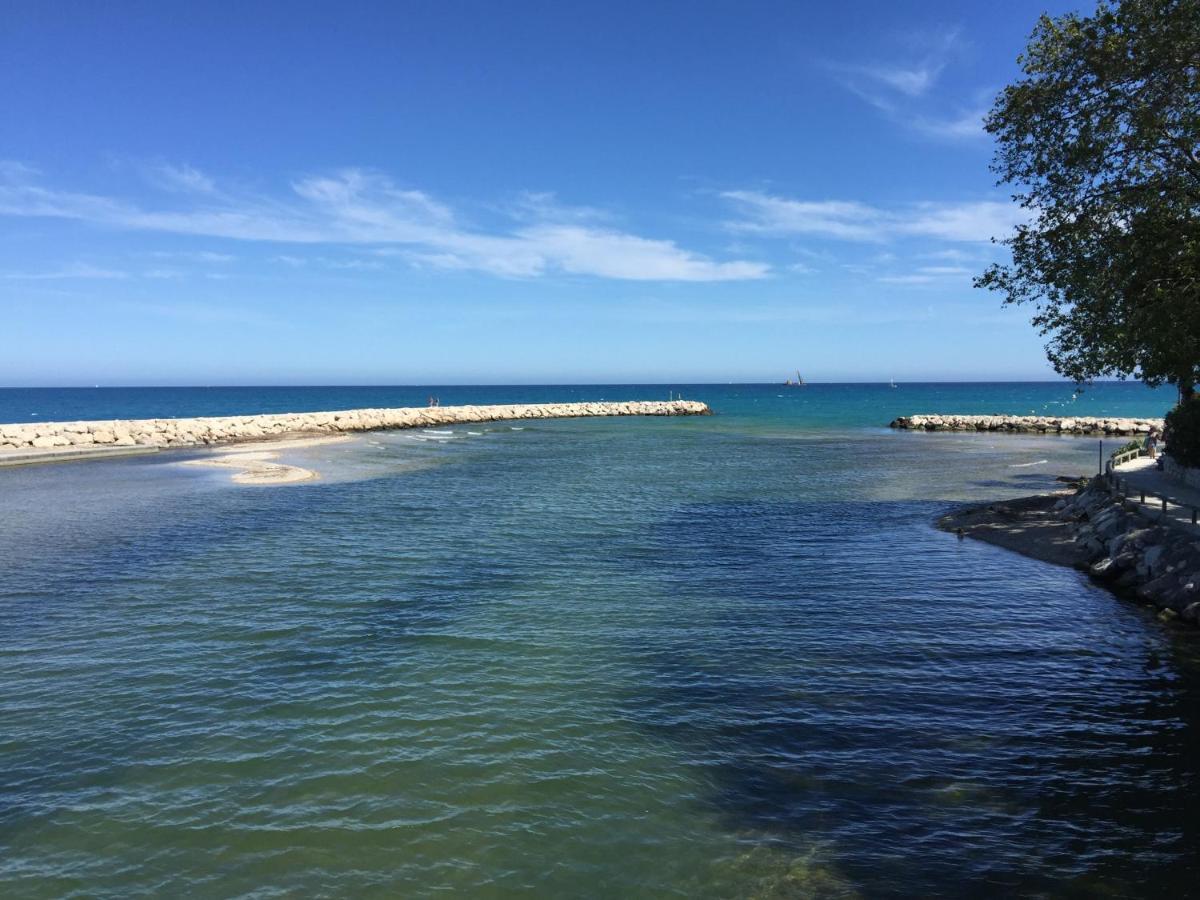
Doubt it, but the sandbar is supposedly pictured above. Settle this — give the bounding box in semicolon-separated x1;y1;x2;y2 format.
182;435;352;485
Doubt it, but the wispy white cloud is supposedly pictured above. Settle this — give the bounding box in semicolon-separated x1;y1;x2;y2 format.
508;191;610;224
878;274;946;285
145;162;217;194
323;258;384;271
721;193;885;241
148;249;235;263
920;247;975;262
902;201;1020;242
2;262;128;280
830;27;986;141
912;107;986;140
916;265;972;275
839;58;946;101
878;264;973;285
722;189;1022;244
0;165;766;282
510;225;767;281
832;27;963;97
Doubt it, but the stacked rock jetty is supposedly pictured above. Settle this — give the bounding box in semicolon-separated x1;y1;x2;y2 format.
889;414;1162;435
0;400;711;458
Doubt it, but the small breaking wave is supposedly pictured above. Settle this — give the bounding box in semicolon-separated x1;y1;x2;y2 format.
1008;459;1048;468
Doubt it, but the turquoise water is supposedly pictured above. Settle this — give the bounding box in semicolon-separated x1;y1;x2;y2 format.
0;380;1175;426
2;383;1197;897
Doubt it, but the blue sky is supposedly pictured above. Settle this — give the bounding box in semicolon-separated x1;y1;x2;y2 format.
1;0;1082;385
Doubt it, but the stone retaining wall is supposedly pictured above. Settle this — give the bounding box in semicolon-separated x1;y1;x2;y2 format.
0;400;711;454
890;413;1162;435
1060;478;1200;623
1164;456;1200;491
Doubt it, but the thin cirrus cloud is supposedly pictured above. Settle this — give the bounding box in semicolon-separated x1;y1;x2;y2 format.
148;249;235;263
877;265;974;285
144;162;218;195
912;107;988;140
721;189;1024;244
830;27;988;141
2;262;129;280
834;27;963;99
838;56;948;101
0;164;768;283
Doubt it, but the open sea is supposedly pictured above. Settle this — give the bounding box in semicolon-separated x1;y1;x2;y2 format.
2;382;1198;898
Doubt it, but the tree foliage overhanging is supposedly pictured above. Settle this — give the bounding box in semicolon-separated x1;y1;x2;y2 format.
976;0;1200;400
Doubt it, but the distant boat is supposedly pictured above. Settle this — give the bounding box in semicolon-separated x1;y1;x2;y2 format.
889;378;898;389
784;371;806;387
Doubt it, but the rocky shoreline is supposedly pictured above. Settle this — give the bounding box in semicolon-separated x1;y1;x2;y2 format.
0;400;711;461
942;478;1200;625
892;413;1162;435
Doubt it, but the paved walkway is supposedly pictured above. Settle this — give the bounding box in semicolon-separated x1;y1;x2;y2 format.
1112;457;1200;532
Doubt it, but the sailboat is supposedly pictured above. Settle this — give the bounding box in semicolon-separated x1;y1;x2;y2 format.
784;371;806;387
889;378;898;388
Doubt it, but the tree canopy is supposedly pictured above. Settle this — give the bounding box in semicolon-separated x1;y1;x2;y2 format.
977;0;1200;400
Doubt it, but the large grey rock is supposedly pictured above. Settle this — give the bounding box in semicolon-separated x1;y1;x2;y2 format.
1090;557;1120;581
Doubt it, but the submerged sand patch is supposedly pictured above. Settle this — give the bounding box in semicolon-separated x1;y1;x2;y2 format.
183;435;351;485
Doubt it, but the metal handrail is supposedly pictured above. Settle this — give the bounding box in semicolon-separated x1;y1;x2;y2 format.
1105;445;1146;472
1105;469;1200;526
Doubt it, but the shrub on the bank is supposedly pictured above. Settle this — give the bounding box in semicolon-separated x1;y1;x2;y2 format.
1110;438;1145;460
1165;399;1200;468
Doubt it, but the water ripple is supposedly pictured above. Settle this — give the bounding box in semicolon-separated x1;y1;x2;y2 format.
2;412;1199;896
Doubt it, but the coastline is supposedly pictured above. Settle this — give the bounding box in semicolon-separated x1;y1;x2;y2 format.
937;487;1089;568
942;477;1200;625
0;399;711;467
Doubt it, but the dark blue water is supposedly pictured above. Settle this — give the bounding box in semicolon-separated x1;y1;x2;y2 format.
0;380;1174;427
1;382;1195;898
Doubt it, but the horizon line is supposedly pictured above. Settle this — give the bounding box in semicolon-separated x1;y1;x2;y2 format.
0;379;1153;390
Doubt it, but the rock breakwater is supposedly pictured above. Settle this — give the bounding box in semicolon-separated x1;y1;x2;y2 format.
891;413;1162;435
0;400;711;459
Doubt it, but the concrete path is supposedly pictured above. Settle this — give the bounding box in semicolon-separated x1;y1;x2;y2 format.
1112;457;1200;532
